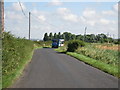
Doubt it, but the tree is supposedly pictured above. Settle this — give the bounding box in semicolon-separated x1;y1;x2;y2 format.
61;33;65;39
57;32;61;39
85;35;91;42
43;33;49;41
71;34;76;40
63;32;72;41
76;35;84;41
43;32;115;44
90;34;96;43
54;33;57;39
96;34;108;43
49;32;53;40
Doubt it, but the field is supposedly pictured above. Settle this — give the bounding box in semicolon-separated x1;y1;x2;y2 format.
95;43;119;51
76;43;119;67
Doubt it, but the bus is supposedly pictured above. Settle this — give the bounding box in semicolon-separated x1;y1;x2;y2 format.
52;39;64;48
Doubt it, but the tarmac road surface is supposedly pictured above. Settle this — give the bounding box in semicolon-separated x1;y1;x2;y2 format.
12;48;118;88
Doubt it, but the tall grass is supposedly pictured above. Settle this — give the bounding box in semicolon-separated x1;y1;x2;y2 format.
2;32;40;88
76;43;119;67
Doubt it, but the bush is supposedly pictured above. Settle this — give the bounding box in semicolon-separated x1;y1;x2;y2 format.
112;39;120;44
67;40;85;52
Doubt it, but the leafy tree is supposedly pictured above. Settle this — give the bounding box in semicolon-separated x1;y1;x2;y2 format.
71;34;76;40
90;34;96;43
54;33;57;39
43;32;116;44
76;35;81;40
96;33;108;43
43;33;49;41
63;32;72;41
57;32;61;39
49;32;53;40
61;34;65;39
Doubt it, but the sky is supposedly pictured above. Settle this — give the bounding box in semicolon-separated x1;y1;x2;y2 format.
4;0;119;40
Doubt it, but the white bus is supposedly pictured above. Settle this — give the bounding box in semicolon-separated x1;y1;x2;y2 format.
58;39;64;47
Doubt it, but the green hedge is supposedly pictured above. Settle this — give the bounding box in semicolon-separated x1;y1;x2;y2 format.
2;32;40;88
67;40;85;52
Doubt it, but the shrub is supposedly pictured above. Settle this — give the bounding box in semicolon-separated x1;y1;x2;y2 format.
67;40;85;52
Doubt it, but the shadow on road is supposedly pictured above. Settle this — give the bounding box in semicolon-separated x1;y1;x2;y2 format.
43;47;51;48
56;51;67;54
42;47;66;54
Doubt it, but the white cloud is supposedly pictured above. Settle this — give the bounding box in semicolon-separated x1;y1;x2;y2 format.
63;14;78;22
32;9;38;14
81;8;99;26
12;2;26;11
79;7;117;37
81;7;117;27
48;0;62;6
87;21;96;26
57;8;78;22
83;8;96;18
32;9;49;17
38;15;46;21
99;18;110;25
102;3;118;17
57;8;70;14
80;16;86;22
6;11;24;20
102;10;115;16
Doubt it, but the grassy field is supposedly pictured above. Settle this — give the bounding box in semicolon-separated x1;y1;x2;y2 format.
55;42;119;77
2;32;42;88
76;43;118;67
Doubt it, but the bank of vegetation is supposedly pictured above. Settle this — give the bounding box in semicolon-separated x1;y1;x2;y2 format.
2;32;42;88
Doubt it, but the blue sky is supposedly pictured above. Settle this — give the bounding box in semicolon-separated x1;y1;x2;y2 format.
4;1;118;39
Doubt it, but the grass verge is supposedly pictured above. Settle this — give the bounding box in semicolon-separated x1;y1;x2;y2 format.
55;48;119;78
3;50;34;88
2;32;42;88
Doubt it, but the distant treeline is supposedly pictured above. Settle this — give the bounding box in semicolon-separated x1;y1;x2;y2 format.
43;32;119;44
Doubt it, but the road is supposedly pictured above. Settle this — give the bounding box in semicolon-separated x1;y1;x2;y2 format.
13;48;118;88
